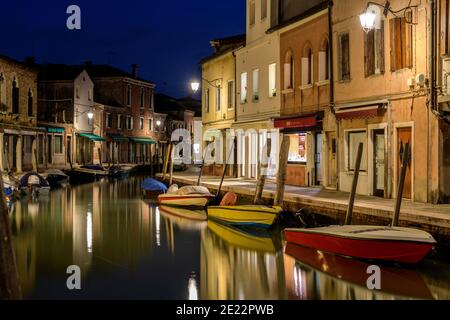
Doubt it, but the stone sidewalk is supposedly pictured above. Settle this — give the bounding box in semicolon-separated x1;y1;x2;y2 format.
157;172;450;243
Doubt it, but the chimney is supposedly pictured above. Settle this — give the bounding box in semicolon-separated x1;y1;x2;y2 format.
24;56;35;65
131;64;139;78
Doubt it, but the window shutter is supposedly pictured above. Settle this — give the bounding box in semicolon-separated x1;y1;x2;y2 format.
365;30;375;77
319;51;326;81
404;11;413;68
376;22;385;74
340;33;350;80
310;54;314;84
284;63;291;89
302;57;309;85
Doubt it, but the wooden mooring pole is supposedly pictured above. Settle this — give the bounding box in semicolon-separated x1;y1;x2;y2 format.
254;138;272;204
345;143;364;225
274;135;290;207
392;142;410;227
169;143;175;186
0;174;22;300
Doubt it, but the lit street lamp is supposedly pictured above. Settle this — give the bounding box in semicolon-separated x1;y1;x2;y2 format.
191;82;200;93
189;78;221;94
87;111;94;120
359;1;416;32
156;120;161;127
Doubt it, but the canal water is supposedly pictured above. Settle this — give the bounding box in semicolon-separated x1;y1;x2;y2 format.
9;176;450;300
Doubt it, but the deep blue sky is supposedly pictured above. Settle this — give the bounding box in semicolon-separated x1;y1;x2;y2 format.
0;0;245;98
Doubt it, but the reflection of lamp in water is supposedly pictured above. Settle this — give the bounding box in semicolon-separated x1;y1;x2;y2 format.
188;272;198;300
293;264;307;299
87;211;93;253
155;207;161;247
28;202;40;217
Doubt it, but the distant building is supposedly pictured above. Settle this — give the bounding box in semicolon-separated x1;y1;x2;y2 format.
0;55;40;173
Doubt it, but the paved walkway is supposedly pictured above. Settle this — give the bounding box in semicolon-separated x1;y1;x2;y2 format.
158;172;450;242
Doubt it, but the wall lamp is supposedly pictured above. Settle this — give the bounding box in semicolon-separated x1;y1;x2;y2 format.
360;1;417;33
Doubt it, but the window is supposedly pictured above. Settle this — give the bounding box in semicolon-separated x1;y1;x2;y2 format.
347;131;367;171
149;118;153;131
28;89;33;117
284;51;294;89
390;14;412;71
227;81;233;109
127;116;134;130
118;114;122;129
88;89;92;101
76;86;80;99
216;86;221;111
126;84;132;105
338;33;351;81
319;38;330;82
241;72;248;103
140;117;144;130
12;78;19;114
252;69;259;101
106;113;112;128
288;133;307;163
140;87;145;108
149;90;153;109
250;1;255;26
205;88;210;112
268;63;277;97
24;136;32;154
302;47;313;86
261;0;267;20
54;135;63;154
365;22;385;76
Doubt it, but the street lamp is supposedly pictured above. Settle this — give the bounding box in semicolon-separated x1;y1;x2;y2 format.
189;78;222;93
359;1;417;32
156;120;161;127
191;82;200;93
87;111;94;120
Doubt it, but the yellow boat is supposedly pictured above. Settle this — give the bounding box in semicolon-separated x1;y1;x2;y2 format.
207;220;276;253
207;205;282;229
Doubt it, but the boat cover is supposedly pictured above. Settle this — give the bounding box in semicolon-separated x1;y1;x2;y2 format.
176;186;212;196
19;172;50;188
141;178;168;193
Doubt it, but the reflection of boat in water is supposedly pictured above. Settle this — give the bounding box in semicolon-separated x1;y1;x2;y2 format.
284;242;434;300
207;220;277;253
284;225;436;264
159;205;207;221
207;205;282;229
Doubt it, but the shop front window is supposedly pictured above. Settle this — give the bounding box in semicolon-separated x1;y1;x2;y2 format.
288;133;307;163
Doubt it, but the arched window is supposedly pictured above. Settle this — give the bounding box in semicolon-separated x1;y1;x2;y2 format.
28;89;33;117
301;43;313;86
12;77;19;114
284;50;294;90
319;36;330;82
0;72;5;111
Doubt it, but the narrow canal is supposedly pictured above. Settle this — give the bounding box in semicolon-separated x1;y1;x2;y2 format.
9;176;450;300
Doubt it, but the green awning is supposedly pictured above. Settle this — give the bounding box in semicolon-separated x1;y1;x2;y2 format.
108;133;129;142
47;127;65;133
78;133;106;142
130;137;157;145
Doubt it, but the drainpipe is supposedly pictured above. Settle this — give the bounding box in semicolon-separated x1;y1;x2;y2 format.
387;101;392;198
429;0;436;202
328;0;339;190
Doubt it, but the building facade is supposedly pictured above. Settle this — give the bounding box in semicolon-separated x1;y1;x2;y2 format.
0;55;40;173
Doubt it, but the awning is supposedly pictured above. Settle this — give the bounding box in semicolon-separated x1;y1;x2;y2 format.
274;116;318;129
78;133;106;141
107;133;129;142
335;105;381;120
130;137;157;145
47;127;65;133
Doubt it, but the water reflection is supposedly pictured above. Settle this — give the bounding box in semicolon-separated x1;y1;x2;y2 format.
9;176;450;299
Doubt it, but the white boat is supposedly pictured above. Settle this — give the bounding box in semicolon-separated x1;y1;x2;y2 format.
157;185;214;207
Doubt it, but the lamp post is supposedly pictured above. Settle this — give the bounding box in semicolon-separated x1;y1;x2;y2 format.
359;1;417;32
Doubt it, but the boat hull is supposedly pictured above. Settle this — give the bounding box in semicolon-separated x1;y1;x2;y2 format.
284;226;435;264
207;205;282;229
157;194;213;207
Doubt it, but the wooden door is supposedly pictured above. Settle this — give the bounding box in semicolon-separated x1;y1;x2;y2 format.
327;132;337;188
397;127;412;199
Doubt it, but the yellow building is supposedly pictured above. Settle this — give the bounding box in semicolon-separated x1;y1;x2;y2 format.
201;35;245;176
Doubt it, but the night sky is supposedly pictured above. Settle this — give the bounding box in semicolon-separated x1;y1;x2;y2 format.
0;0;245;98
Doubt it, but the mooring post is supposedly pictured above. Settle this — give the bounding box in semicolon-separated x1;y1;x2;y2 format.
169;143;175;186
0;174;22;300
345;142;364;225
274;135;290;207
392;143;410;227
162;144;171;180
254;138;272;204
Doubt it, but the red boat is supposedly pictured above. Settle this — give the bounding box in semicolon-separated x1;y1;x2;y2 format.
284;225;436;264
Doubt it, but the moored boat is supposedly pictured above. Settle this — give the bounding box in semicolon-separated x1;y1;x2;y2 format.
157;185;214;208
18;172;51;196
43;169;70;188
284;225;436;264
141;178;168;198
64;165;109;183
207;205;282;229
